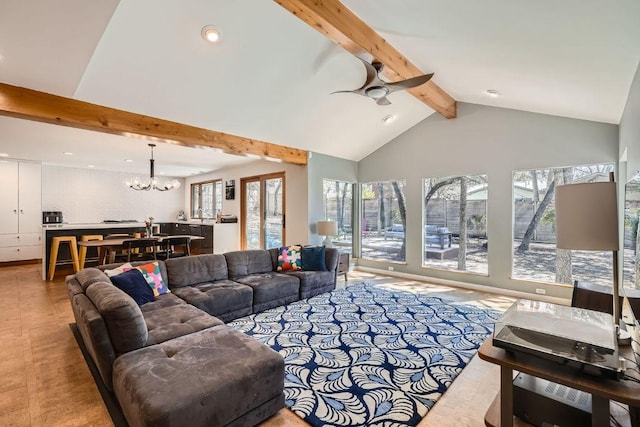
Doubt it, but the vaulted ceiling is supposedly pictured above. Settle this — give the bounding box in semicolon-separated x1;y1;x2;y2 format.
1;0;639;176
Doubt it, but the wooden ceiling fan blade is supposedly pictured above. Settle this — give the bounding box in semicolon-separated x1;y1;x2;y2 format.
386;73;434;93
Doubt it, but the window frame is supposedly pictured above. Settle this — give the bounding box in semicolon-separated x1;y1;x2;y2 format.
190;179;222;219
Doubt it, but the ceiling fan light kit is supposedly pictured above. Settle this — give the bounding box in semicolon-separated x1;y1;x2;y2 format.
125;143;181;191
331;57;433;106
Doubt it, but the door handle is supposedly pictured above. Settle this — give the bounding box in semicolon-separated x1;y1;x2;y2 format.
20;209;24;214
13;209;17;214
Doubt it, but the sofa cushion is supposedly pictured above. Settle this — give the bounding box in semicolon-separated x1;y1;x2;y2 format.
110;269;155;306
144;304;223;346
75;268;111;291
165;254;228;288
233;273;299;312
301;246;327;271
286;270;336;299
112;326;284;427
140;293;186;313
224;250;273;277
171;280;253;322
71;293;117;390
277;245;302;271
85;281;148;354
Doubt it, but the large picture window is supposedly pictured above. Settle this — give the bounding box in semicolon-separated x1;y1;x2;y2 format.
512;163;614;285
191;180;222;219
322;179;353;254
423;175;488;274
360;180;406;262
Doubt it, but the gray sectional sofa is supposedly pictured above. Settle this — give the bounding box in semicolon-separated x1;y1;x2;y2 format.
66;247;339;427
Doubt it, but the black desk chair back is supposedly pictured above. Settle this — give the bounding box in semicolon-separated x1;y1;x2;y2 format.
158;236;191;260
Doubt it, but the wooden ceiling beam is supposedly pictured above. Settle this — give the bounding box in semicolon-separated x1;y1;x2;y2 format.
274;0;457;118
0;82;308;165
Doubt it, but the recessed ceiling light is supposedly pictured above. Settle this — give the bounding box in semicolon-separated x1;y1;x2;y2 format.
486;89;500;97
382;115;395;125
201;25;222;43
63;152;73;156
0;153;9;157
125;159;133;163
87;165;95;168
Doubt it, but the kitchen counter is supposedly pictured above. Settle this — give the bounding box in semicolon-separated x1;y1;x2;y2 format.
42;222;147;230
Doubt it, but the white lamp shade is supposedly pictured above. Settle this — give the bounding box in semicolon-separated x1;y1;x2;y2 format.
317;221;338;236
555;181;618;251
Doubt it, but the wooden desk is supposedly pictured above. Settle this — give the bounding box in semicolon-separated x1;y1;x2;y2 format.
478;336;640;427
78;235;203;265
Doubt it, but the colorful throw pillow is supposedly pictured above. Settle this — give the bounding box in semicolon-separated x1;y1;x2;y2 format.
104;262;133;277
301;246;327;271
134;262;171;296
110;269;155;306
277;245;302;271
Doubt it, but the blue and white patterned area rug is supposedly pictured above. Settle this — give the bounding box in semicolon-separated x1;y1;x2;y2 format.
229;282;501;427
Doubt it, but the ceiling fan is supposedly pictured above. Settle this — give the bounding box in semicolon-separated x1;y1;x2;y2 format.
331;56;434;105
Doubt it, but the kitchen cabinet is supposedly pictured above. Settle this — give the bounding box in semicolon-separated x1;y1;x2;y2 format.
164;223;214;255
0;161;42;262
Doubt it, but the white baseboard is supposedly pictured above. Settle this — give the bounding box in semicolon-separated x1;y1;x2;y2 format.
354;266;570;306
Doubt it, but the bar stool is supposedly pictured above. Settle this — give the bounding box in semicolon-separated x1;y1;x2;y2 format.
48;236;80;280
79;234;103;269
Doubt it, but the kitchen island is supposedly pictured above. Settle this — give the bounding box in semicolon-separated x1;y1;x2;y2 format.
42;221;239;280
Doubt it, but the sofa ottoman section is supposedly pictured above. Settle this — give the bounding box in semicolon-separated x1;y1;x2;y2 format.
113;325;285;427
171;280;253;322
144;304;223;346
233;273;300;313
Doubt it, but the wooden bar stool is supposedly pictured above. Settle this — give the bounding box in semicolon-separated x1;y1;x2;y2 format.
48;236;80;280
79;234;103;269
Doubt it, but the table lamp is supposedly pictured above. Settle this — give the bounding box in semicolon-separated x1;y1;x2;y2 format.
555;173;625;341
317;221;338;247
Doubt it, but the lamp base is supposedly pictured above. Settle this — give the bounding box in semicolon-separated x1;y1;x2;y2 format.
322;237;333;248
618;326;632;346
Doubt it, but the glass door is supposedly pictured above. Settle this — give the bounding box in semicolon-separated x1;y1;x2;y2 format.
241;172;285;249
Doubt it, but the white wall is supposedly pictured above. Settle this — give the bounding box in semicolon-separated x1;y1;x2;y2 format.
358;102;619;299
183;159;309;246
42;165;184;223
621;62;640;180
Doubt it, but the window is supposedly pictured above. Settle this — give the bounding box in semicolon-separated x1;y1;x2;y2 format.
512;163;614;285
623;171;640;289
191;180;222;219
423;174;488;274
322;179;353;255
360;180;406;262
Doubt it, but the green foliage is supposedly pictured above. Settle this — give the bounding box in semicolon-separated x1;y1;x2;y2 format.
541;207;556;232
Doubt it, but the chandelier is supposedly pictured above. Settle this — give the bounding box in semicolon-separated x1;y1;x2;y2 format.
124;144;181;191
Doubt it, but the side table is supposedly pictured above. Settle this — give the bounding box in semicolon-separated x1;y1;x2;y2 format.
478;336;640;427
337;252;349;281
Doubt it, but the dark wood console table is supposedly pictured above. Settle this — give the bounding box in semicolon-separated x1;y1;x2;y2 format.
478;336;640;427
